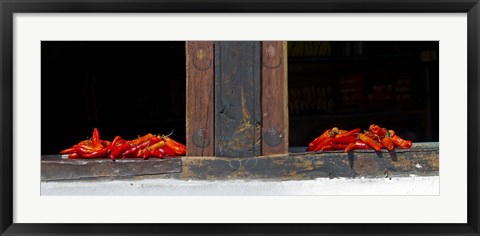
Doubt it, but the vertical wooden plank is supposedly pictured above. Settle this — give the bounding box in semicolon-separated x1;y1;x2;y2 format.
215;41;261;157
186;41;214;156
261;41;289;155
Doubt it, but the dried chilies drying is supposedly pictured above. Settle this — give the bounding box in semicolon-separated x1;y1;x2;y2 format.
307;124;413;152
60;128;186;160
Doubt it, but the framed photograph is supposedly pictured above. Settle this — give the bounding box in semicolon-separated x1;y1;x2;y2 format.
1;0;478;235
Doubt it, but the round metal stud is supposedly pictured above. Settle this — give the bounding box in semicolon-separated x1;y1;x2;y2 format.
192;128;210;148
264;128;282;147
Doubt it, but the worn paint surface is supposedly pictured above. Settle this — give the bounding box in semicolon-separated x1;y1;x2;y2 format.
41;157;182;181
41;143;438;181
215;41;261;157
181;143;439;180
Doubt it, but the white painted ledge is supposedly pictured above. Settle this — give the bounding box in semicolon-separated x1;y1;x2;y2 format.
41;176;439;196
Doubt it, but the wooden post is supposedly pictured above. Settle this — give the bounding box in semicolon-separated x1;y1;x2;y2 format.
215;41;261;157
261;41;289;155
186;41;215;156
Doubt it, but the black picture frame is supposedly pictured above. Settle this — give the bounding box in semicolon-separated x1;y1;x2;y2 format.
1;0;478;235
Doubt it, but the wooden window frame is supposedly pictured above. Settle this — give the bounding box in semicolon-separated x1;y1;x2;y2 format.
180;40;438;180
41;40;439;181
186;41;289;158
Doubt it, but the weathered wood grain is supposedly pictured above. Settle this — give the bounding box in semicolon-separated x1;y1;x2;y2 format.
181;142;439;180
261;41;288;155
41;157;181;181
41;143;438;180
186;41;215;156
215;41;261;157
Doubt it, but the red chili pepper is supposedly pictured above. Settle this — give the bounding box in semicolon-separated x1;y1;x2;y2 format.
391;135;412;149
151;148;167;158
111;136;123;146
381;137;395;151
307;129;332;151
313;137;333;152
73;143;102;151
143;149;152;159
162;147;177;156
331;135;356;144
335;128;360;139
344;143;356;152
68;152;80;159
369;124;387;138
148;136;162;146
109;141;134;160
359;134;382;151
321;145;333;151
364;131;374;138
115;139;127;147
331;143;347;150
81;146;112;158
337;129;348;135
321;143;346;151
60;147;77;154
91;128;103;149
122;139;151;158
146;139;166;152
78;139;92;147
132;133;154;146
163;136;186;156
345;140;371;152
354;141;370;150
74;146;99;156
363;131;381;142
100;140;112;147
137;136;163;157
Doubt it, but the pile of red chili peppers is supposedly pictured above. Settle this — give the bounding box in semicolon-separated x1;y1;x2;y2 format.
307;124;413;152
60;128;186;160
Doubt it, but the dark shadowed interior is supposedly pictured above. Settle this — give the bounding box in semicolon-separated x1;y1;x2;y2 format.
288;41;439;146
41;41;186;155
41;41;438;155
